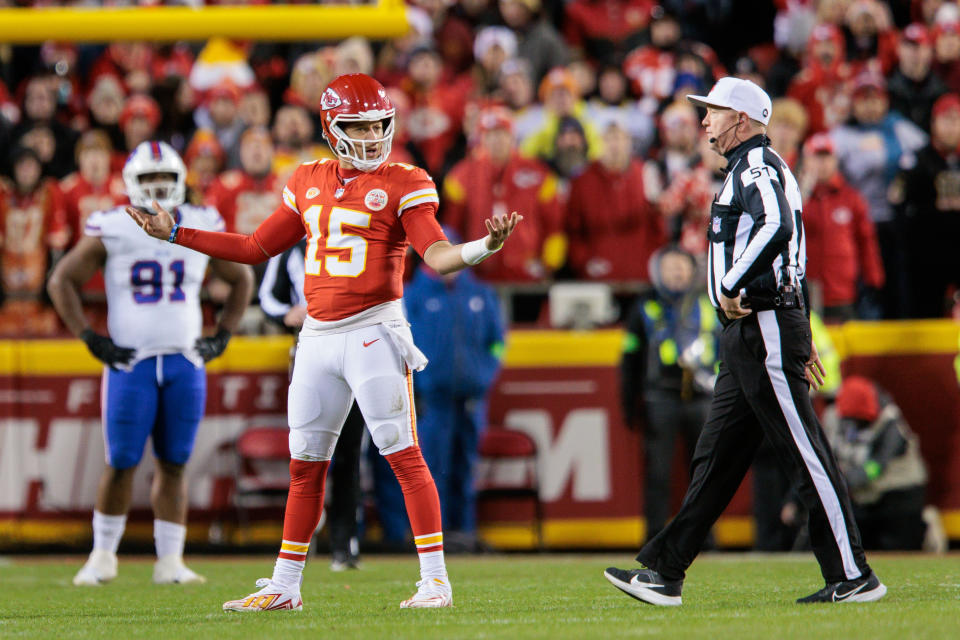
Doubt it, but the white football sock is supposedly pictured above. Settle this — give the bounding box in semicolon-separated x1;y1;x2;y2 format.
154;519;186;559
92;510;126;554
272;557;305;589
418;550;447;581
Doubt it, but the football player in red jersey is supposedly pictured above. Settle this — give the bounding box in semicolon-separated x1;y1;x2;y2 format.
128;73;521;612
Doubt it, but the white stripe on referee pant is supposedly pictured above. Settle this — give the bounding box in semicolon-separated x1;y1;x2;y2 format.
757;310;860;580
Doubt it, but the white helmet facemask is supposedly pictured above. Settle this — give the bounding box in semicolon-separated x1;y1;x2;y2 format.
122;141;187;213
328;112;395;172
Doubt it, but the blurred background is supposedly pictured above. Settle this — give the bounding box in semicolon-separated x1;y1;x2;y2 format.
0;0;958;557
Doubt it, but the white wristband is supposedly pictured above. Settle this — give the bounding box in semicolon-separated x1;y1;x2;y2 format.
460;236;501;265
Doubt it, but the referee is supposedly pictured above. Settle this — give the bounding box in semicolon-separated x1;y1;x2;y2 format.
604;78;886;605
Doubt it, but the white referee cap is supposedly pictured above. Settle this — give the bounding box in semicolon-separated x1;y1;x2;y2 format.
687;77;772;125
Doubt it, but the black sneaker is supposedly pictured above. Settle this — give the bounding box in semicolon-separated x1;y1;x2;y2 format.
604;567;683;606
797;571;887;604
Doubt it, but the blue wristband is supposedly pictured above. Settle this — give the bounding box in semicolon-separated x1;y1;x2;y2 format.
167;222;180;243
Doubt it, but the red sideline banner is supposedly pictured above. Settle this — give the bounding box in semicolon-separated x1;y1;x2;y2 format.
1;322;958;550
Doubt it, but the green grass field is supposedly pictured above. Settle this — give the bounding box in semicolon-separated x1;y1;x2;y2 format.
1;553;958;639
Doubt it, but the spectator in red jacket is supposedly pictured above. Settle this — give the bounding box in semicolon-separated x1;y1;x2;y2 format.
642;100;711;259
183;128;226;202
800;133;885;322
0;147;67;336
842;0;899;74
60;129;126;249
442;107;563;286
932;20;960;92
402;45;471;180
563;0;653;66
788;23;854;133
205;126;281;237
118;94;161;162
565;115;663;282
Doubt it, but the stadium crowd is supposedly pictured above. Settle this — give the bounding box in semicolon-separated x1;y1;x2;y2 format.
1;0;960;337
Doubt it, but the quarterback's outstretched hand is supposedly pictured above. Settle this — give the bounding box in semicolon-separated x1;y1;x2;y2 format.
484;211;523;250
81;329;136;370
195;328;232;363
126;200;175;241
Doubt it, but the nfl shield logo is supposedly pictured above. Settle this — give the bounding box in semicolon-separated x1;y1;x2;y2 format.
712;216;722;234
334;187;345;199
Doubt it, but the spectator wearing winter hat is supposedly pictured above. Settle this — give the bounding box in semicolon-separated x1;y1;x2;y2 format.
86;75;127;154
799;132;885;323
819;376;929;550
521;67;603;167
472;26;518;96
831;71;926;317
119;94;161;157
442;107;563;289
548;116;592;183
931;20;960;92
499;0;569;84
892;93;960;318
497;59;545;144
194;81;245;168
887;23;949;132
788;23;854;133
183;129;226;202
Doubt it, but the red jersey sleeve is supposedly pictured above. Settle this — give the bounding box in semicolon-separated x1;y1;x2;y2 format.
396;165;440;217
176;204;305;264
402;203;447;256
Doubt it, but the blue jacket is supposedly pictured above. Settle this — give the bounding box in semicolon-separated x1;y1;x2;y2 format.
404;266;505;396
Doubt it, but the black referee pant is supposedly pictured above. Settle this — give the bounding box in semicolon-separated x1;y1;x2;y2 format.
637;308;872;584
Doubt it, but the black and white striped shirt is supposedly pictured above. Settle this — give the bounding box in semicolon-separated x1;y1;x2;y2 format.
259;238;308;325
706;135;805;309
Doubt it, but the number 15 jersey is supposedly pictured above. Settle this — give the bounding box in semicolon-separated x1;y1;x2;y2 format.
282;159;445;321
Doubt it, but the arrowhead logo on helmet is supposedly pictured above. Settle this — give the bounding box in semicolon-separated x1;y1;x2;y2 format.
321;88;342;110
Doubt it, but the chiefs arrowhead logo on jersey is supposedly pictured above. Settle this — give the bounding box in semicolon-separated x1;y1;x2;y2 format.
364;188;388;211
305;187;321;200
321;88;342;110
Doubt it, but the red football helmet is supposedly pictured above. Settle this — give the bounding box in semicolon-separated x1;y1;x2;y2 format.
320;73;395;171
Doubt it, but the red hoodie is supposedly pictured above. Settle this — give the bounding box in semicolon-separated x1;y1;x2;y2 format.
565;159;664;282
804;172;885;307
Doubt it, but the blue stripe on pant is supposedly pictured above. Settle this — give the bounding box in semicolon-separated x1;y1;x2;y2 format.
103;354;206;469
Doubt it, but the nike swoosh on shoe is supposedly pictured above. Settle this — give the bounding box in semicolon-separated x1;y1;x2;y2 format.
833;583;867;602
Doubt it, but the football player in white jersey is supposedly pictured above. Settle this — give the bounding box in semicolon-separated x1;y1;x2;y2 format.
47;141;253;586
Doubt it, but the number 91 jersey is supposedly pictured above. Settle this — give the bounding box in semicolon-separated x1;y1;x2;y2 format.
283;158;441;321
84;204;225;363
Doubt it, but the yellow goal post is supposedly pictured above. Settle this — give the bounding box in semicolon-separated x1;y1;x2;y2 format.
0;0;409;44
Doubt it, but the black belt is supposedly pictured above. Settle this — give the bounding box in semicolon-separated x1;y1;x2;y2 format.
715;290;803;327
741;290;802;312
